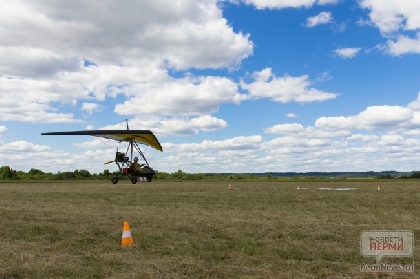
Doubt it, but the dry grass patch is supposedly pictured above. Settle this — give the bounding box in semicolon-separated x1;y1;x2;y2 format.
0;180;418;278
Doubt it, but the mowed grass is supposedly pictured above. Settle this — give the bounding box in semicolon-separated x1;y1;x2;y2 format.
0;180;418;279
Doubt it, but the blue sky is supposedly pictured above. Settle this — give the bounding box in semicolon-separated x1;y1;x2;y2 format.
1;0;420;174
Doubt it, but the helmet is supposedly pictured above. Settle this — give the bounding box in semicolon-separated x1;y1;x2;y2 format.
134;157;138;162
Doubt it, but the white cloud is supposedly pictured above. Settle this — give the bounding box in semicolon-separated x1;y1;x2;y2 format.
380;134;404;146
243;0;316;9
164;135;263;152
0;91;77;122
358;106;412;128
74;138;109;149
0;0;253;123
81;103;101;115
0;140;118;173
30;94;420;173
0;141;51;152
11;94;420;174
264;123;304;134
0;1;253;70
242;68;338;103
306;12;333;28
242;0;338;9
348;134;379;142
264;123;351;138
316;105;414;131
334;47;362;59
0;47;83;78
408;92;420;110
101;115;227;136
264;137;331;151
286;113;297;118
189;115;228;132
157;117;225;136
115;75;244;116
359;0;420;34
386;33;420;55
317;0;339;4
0;126;7;134
359;1;420;55
135;19;253;70
0;58;169;122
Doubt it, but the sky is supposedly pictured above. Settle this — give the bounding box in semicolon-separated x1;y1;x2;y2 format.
1;0;420;174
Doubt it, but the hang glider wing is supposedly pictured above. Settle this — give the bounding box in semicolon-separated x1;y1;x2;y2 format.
41;130;163;152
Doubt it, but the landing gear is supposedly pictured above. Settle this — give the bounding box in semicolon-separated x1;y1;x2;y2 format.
110;175;152;184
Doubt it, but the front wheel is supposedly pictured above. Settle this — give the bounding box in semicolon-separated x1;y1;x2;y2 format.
111;176;119;184
146;176;152;182
131;177;137;184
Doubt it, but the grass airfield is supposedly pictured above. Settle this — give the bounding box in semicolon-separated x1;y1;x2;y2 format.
0;180;418;279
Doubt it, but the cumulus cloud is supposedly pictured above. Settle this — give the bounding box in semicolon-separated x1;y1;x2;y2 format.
306;12;333;28
81;103;101;115
234;95;420;172
73;138;109;149
334;47;362;59
315;105;415;131
386;33;420;55
257;105;420;171
164;135;263;152
264;123;351;138
0;140;118;173
6;93;420;173
0;47;83;78
348;134;379;142
0;0;253;123
379;134;404;146
135;18;253;70
359;1;420;55
115;75;244;116
100;115;228;136
0;1;253;69
264;123;304;134
242;0;339;9
241;68;338;103
317;0;339;4
407;92;420;110
189;115;228;132
0;141;51;152
359;0;420;34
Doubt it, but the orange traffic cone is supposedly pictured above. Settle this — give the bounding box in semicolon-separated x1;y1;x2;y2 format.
121;222;134;247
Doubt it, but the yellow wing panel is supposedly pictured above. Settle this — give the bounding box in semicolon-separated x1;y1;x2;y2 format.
41;130;163;151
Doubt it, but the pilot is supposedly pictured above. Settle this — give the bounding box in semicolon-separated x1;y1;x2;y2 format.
130;157;143;172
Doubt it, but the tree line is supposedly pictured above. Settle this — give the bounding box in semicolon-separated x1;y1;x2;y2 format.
1;165;420;181
0;166;265;181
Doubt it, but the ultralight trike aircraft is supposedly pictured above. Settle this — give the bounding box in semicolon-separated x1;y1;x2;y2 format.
41;126;162;184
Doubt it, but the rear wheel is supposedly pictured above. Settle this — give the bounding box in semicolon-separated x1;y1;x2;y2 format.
146;176;152;182
131;177;137;184
111;176;119;184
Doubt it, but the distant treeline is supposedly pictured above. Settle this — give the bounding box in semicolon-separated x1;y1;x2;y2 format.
1;165;420;181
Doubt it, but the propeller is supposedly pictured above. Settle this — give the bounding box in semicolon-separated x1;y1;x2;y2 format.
104;147;119;165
